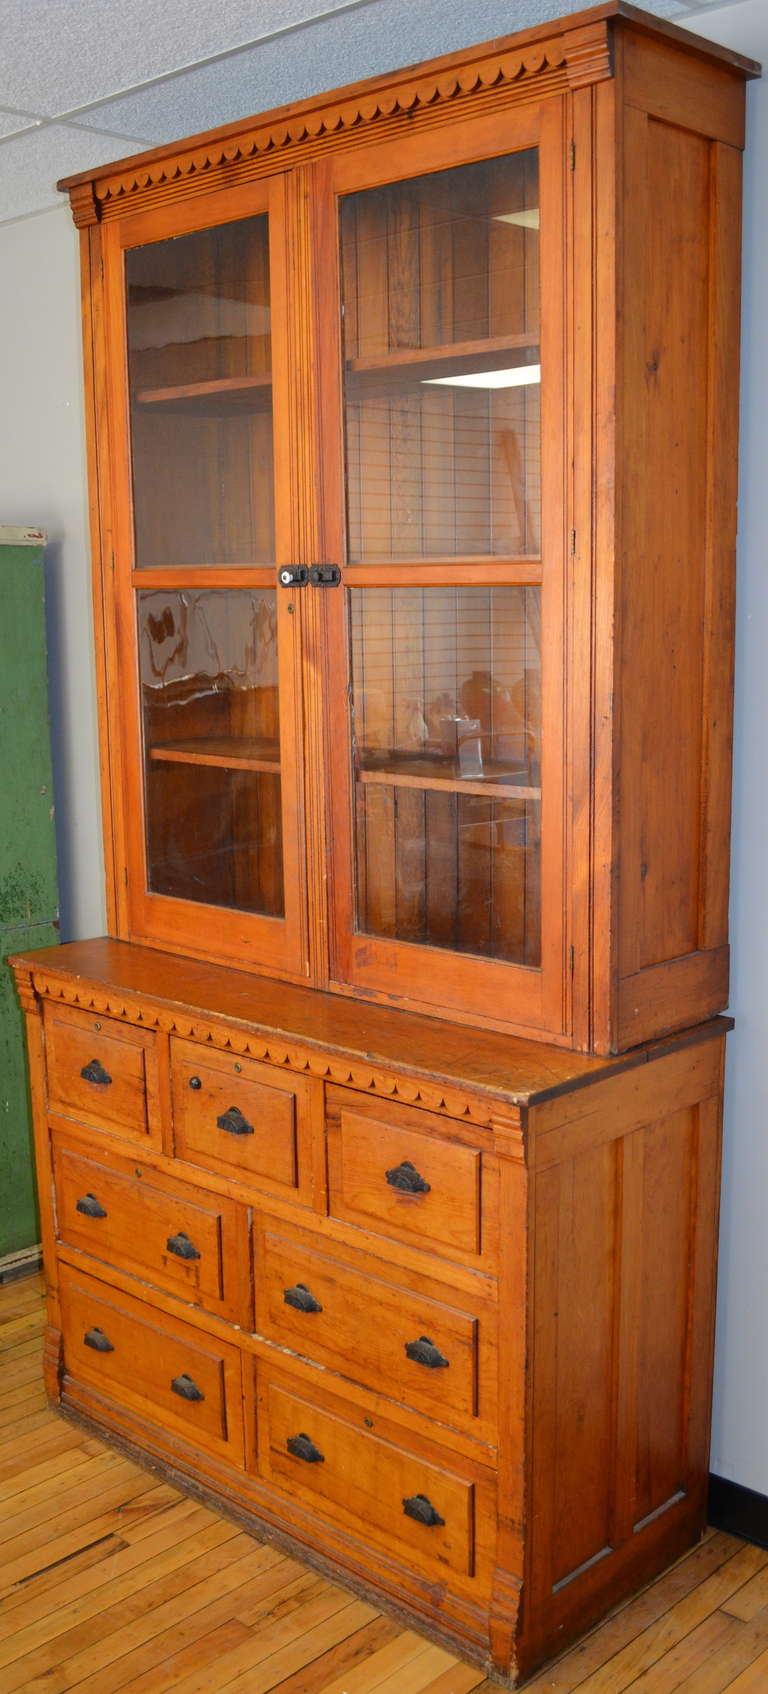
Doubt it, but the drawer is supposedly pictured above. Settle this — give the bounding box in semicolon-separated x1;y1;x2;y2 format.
59;1266;244;1466
53;1130;251;1326
171;1038;317;1206
44;1001;160;1144
255;1221;496;1440
256;1367;494;1587
326;1088;497;1269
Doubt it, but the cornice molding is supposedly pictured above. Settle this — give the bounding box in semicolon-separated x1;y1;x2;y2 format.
31;972;518;1130
73;20;611;221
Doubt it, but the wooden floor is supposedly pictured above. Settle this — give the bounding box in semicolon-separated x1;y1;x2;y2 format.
2;1277;768;1694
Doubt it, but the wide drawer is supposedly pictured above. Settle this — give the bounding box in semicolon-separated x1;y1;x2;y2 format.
255;1220;496;1441
53;1129;251;1326
59;1266;244;1465
44;1001;160;1143
255;1365;495;1587
326;1088;497;1269
170;1037;318;1206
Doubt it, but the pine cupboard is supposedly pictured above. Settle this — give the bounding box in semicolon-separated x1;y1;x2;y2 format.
10;3;757;1684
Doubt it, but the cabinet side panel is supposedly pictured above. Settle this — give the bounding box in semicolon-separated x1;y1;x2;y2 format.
520;1034;725;1681
613;48;743;1051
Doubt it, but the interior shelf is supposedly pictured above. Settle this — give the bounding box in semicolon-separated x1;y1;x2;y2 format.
134;374;273;415
346;333;540;391
149;736;281;774
356;752;541;802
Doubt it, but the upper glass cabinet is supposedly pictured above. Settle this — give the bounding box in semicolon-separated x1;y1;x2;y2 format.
340;150;540;563
125;215;274;570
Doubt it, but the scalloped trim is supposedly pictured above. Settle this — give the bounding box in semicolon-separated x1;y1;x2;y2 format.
30;971;520;1132
69;23;612;225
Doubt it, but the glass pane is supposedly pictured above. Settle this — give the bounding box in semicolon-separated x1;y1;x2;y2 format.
138;589;283;915
126;218;274;568
341;152;539;563
350;586;541;965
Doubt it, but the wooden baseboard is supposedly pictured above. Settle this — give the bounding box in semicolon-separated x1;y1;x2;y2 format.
0;1243;42;1284
708;1474;768;1551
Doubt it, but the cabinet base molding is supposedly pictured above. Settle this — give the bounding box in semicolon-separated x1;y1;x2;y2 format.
56;1389;508;1681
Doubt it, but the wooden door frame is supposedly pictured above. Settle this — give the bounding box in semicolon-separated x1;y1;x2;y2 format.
311;99;572;1043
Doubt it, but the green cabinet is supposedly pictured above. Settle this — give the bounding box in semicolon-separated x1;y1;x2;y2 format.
0;528;59;1260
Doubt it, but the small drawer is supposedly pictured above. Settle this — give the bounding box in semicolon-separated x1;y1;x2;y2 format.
53;1130;251;1326
44;1002;160;1144
326;1088;496;1269
255;1222;496;1440
256;1367;493;1587
60;1266;244;1466
171;1038;317;1206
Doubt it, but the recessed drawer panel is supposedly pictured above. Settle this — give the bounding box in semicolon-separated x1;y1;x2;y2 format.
53;1130;251;1326
60;1266;244;1465
257;1368;492;1586
44;1002;160;1143
255;1222;496;1440
171;1038;317;1205
326;1088;496;1269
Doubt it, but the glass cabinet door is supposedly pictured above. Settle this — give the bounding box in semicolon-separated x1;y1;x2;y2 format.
323;117;565;1033
105;186;308;977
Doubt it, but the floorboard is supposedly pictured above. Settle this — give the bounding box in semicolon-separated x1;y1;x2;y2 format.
0;1274;765;1694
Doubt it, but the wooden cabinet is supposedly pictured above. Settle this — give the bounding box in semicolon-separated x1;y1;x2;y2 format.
58;1;756;1055
9;4;757;1685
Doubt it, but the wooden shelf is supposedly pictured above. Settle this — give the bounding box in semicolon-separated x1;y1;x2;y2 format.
149;737;280;774
356;753;541;802
134;374;272;416
346;334;539;392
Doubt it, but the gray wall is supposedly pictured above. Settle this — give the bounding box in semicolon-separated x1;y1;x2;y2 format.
0;0;766;1493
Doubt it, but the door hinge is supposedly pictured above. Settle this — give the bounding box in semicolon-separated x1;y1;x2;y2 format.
569;139;576;171
570;528;577;555
123;866;128;887
569;943;575;976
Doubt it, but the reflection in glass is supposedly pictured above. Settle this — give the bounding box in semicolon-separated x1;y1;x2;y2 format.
341;152;540;562
138;589;283;915
350;586;541;964
126;217;274;568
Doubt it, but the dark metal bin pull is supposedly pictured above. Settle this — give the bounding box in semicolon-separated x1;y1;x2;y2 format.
405;1335;449;1370
216;1105;254;1137
385;1160;430;1195
166;1231;201;1261
287;1431;324;1464
76;1193;107;1219
284;1282;323;1314
80;1058;112;1087
403;1493;445;1527
84;1326;114;1353
171;1373;205;1402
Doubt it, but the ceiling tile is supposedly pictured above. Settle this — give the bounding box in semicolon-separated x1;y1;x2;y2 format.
0;124;149;222
0;0;373;116
70;0;689;152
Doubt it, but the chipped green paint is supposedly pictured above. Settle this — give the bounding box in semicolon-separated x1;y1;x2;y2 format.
0;540;59;1257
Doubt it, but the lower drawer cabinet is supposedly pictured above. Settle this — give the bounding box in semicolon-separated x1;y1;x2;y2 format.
59;1267;245;1467
254;1364;497;1592
52;1129;251;1326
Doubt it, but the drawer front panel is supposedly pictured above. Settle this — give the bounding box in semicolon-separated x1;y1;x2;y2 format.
60;1267;244;1463
44;1002;159;1142
327;1090;493;1266
258;1372;481;1582
256;1224;494;1436
53;1132;251;1325
171;1038;315;1203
